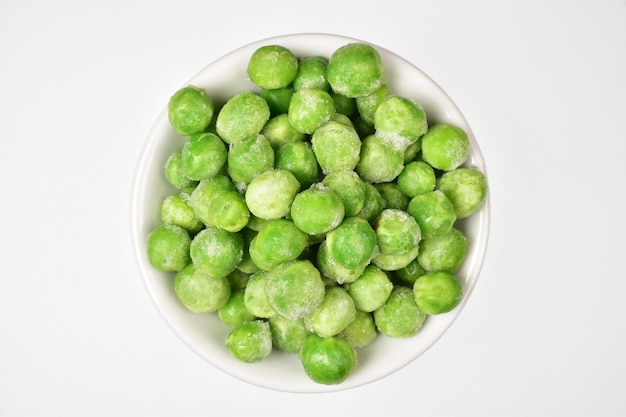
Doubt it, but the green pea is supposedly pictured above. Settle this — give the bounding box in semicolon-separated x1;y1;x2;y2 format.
327;43;384;98
356;134;404;183
244;169;300;220
397;160;437;198
418;227;468;273
189;227;243;278
311;120;361;174
299;334;357;385
225;320;273;363
372;245;419;272
437;167;488;219
305;286;356;338
325;217;377;270
227;268;250;290
207;190;250;233
374;182;410;211
351;114;375;139
339;310;377;348
264;260;325;320
216;91;270;145
247;45;298;89
164;150;198;194
421;123;469;171
344;265;393;312
249;219;307;271
288;88;335;134
259;86;293;116
290;186;345;235
260;113;306;150
329;91;356;116
218;289;256;327
227;134;274;185
160;194;204;235
243;270;276;319
293;56;329;91
322;170;366;217
181;132;227;181
394;257;427;285
373;286;426;338
174;263;231;313
316;240;366;285
168;85;214;137
188;174;236;226
269;315;310;353
236;228;260;274
374;95;427;151
355;182;384;222
373;208;421;255
413;271;463;315
275;141;320;190
146;224;191;272
355;83;390;124
407;190;457;237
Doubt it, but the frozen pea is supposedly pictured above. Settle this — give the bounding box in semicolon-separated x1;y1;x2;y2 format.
146;224;191;272
407;190;457;237
316;240;366;285
293;56;329;91
225;320;273;363
374;96;427;151
181;133;227;181
339;310;377;348
355;182;384;222
395;257;427;285
413;271;463;315
397;161;436;198
330;112;354;127
329;91;356;116
288;88;335;134
189;227;243;278
245;169;300;220
216;91;270;145
164;150;198;193
244;270;276;318
351;114;375;139
322;170;366;217
421;123;469;171
356;134;404;183
168;85;214;136
355;83;389;124
236;228;259;274
264;260;326;320
249;219;307;271
327;43;384;98
227;269;250;289
227;134;274;185
372;245;419;272
174;263;231;313
311;120;361;174
373;286;426;338
373;209;421;256
403;139;422;163
290;186;345;235
247;45;298;89
246;214;270;232
437;167;488;219
207;190;250;233
344;265;393;312
269;315;310;353
305;286;356;338
275;141;320;190
218;289;256;326
374;182;410;211
418;227;468;273
299;333;357;385
188;174;236;226
260;113;306;150
325;217;378;270
259;86;293;116
160;194;203;235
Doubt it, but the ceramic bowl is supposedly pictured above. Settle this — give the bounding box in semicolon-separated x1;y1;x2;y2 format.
130;33;490;393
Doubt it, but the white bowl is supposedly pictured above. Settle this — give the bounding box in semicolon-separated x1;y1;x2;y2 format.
130;33;490;393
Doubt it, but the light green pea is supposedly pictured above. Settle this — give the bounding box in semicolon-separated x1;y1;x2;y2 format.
374;95;427;151
344;265;393;312
293;56;329;91
305;286;356;338
227;134;274;185
189;227;243;278
356;83;389;124
245;169;300;220
339;310;377;348
407;190;457;237
216;91;270;145
325;217;377;270
249;219;307;271
188;174;236;226
181;132;227;181
260;113;306;150
243;270;276;319
299;334;357;385
218;289;256;327
316;240;366;285
164;150;198;194
373;286;426;338
225;320;273;363
374;182;410;211
311;120;361;174
160;194;204;235
168;85;214;136
247;45;298;89
327;43;384;98
397;160;437;198
290;186;345;235
421;123;469;171
394;257;427;285
418;227;468;273
374;209;421;255
356;134;404;183
329;91;356;116
372;245;419;272
207;190;250;233
413;271;463;315
322;170;366;217
355;182;384;222
275;141;320;190
269;315;310;353
259;86;293;116
437;167;488;219
174;263;231;313
288;88;335;134
146;224;191;272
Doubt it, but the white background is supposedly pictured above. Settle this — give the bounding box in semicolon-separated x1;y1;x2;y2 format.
1;0;625;416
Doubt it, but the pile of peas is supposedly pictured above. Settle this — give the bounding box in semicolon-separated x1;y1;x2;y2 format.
146;42;488;385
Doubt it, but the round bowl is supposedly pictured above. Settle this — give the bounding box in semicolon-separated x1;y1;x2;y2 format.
130;33;490;393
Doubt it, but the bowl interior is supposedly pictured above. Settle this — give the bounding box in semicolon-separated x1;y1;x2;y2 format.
130;33;490;393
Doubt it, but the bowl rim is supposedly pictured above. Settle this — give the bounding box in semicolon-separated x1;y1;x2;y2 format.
129;32;490;393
